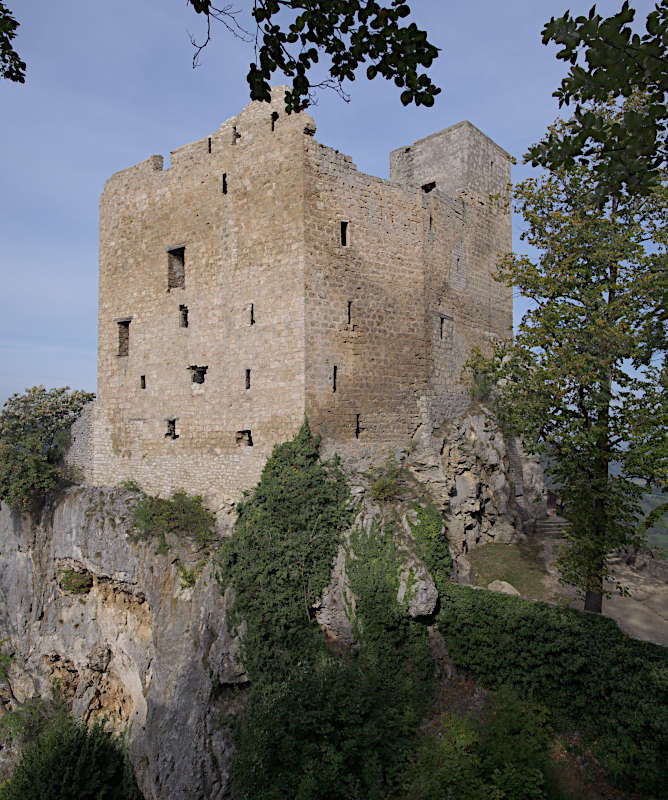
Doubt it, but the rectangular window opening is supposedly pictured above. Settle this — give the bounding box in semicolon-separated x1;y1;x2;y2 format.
249;303;255;325
117;320;130;357
429;214;433;230
355;414;361;440
236;429;253;447
271;111;279;131
347;300;352;326
222;173;228;194
422;181;436;193
165;419;179;440
440;317;444;339
189;365;208;384
179;305;189;328
340;221;348;247
140;375;146;390
245;369;251;390
232;125;241;144
167;246;185;290
332;365;337;393
208;137;212;154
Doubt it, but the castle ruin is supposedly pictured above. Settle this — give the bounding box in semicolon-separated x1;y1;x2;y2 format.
87;88;512;511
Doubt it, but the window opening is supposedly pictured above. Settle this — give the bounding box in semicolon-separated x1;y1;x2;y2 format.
440;317;444;339
340;221;348;247
347;300;352;325
189;365;208;384
208;137;212;153
429;214;433;230
271;111;279;131
232;125;241;144
245;369;251;390
165;419;179;440
140;375;146;389
249;303;255;325
179;305;189;328
355;414;361;439
117;320;130;357
422;181;436;193
332;365;337;393
236;429;253;447
222;173;228;194
167;246;185;290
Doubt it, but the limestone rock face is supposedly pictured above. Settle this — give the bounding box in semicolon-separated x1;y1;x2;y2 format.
487;580;521;596
410;407;547;567
0;488;245;800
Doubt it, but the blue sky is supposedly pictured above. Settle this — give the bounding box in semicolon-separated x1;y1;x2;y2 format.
0;0;656;402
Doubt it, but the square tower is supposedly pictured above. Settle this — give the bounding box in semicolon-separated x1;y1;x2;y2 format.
92;90;512;510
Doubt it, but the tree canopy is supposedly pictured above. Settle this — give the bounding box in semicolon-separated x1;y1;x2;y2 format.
469;117;667;612
1;1;440;112
527;1;668;199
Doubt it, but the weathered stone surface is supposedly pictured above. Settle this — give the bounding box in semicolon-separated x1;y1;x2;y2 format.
0;488;245;800
487;580;521;596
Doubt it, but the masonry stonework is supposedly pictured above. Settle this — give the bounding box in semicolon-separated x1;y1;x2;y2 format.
91;89;512;511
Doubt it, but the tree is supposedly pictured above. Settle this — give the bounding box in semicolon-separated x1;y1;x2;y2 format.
0;386;95;512
468;130;667;613
527;1;668;200
1;1;440;112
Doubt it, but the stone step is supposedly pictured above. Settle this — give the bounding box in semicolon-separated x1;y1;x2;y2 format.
535;516;569;537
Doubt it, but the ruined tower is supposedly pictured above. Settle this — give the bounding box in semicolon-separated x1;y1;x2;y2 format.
91;89;512;510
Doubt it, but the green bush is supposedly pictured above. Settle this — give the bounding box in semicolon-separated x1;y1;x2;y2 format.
437;583;668;795
369;454;402;501
0;712;141;800
0;386;94;511
408;503;451;596
59;569;93;594
132;489;215;553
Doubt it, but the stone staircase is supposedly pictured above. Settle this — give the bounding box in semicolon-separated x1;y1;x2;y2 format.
534;514;569;538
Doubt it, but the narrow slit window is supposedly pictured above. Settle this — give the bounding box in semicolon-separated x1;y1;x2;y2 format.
249;303;255;325
340;221;349;247
207;137;212;154
189;365;208;384
429;214;433;230
347;301;352;325
271;111;279;131
332;365;337;393
165;419;179;440
245;369;251;390
440;317;444;340
179;305;189;328
117;320;130;357
355;414;361;439
222;173;228;194
236;429;253;447
422;181;436;193
140;375;146;389
232;125;240;144
167;246;185;290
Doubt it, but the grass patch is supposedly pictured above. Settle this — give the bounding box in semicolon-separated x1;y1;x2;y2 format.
467;542;553;601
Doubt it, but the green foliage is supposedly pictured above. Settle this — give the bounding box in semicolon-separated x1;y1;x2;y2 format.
59;569;93;595
176;560;203;589
0;3;24;83
527;3;668;199
218;420;353;681
0;693;67;749
132;489;215;554
437;582;668;795
0;386;95;512
404;692;555;800
220;423;437;799
468;145;667;609
407;503;451;596
0;638;12;686
187;1;440;112
369;454;402;501
118;479;142;493
0;710;142;800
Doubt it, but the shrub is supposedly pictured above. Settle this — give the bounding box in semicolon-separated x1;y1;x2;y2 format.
408;503;451;596
369;454;402;501
0;386;94;511
132;489;215;553
59;569;93;594
0;712;142;800
437;583;668;795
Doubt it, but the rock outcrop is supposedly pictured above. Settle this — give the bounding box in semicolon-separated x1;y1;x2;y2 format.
0;488;245;800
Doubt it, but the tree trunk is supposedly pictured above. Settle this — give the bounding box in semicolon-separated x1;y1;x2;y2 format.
584;589;603;613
